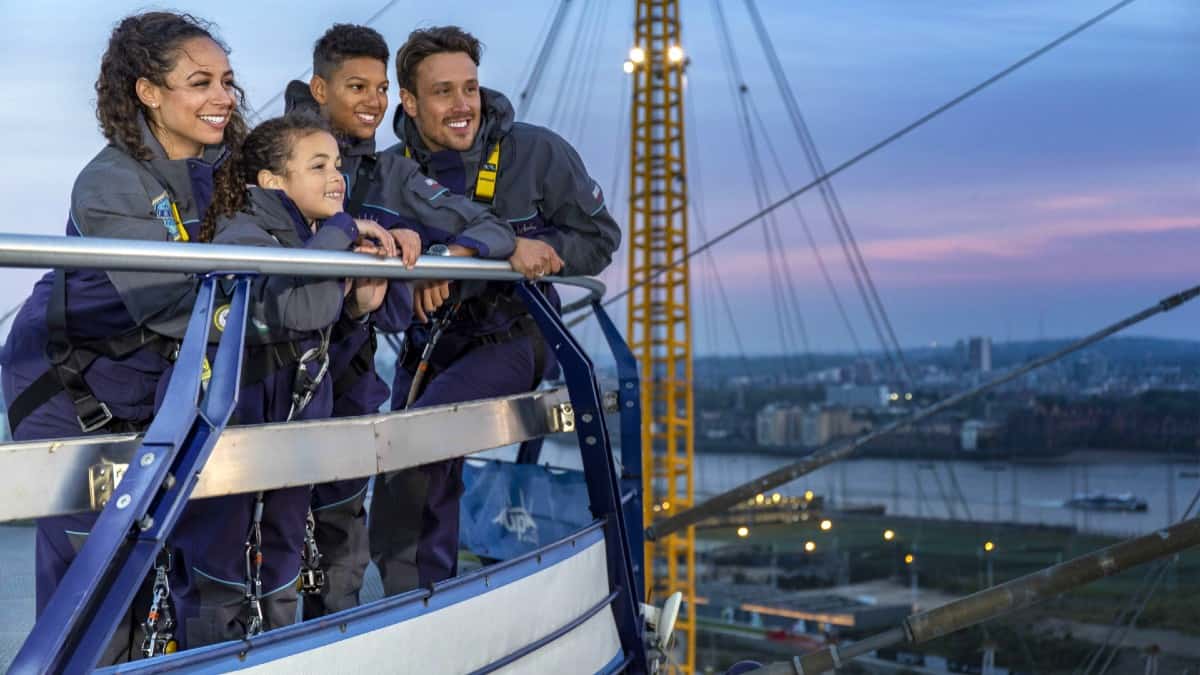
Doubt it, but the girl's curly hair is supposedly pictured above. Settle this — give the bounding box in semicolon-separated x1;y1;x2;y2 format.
240;112;332;186
95;11;248;241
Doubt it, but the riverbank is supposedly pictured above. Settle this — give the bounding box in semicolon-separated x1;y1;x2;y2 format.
696;438;1200;465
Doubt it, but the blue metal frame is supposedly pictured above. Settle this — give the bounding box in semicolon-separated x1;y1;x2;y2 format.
11;275;251;674
590;301;645;602
516;282;647;673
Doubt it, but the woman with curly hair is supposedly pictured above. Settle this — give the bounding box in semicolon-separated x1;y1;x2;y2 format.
0;10;249;662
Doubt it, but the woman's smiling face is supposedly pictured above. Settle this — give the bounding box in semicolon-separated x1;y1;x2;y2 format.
139;36;236;159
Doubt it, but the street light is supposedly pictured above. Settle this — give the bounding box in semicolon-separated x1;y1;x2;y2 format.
771;493;782;504
904;553;915;565
804;490;814;502
820;519;833;531
736;526;750;538
804;541;816;553
984;541;995;553
755;493;765;505
883;529;896;541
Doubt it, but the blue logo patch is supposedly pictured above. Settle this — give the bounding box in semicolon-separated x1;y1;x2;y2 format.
151;192;182;241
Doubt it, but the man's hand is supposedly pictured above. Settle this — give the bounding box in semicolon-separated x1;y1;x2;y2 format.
389;228;422;269
412;280;452;323
508;237;564;279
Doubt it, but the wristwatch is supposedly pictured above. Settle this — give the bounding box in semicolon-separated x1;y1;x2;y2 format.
426;244;451;257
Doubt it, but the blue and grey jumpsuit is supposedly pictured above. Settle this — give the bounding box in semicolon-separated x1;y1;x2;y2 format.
366;87;620;594
0;117;232;663
165;187;365;648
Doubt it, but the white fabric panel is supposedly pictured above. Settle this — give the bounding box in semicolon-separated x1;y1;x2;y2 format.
242;536;619;674
494;606;622;675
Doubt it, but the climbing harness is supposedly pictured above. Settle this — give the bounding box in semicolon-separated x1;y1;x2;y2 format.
140;549;177;657
298;509;325;596
244;327;333;637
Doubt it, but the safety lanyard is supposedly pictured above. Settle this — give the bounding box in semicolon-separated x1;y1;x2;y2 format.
404;141;501;206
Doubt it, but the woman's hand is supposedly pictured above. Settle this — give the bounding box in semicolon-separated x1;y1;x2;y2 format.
353;219;398;258
389;228;422;269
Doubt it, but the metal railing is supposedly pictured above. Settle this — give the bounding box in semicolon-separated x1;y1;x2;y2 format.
0;232;606;302
0;233;644;674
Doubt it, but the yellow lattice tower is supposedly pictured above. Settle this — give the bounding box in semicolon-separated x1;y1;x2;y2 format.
627;0;695;670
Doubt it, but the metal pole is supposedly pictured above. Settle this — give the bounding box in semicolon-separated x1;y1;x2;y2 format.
0;233;606;301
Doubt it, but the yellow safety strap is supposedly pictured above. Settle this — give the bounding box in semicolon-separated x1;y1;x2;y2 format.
473;142;500;205
170;202;189;242
403;142;502;205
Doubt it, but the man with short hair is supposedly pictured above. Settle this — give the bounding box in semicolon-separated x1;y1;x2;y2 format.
282;24;516;617
368;25;620;595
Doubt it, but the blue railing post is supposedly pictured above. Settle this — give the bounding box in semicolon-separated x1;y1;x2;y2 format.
590;301;646;603
516;283;647;673
11;275;251;674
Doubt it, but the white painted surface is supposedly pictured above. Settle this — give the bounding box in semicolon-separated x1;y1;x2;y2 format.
242;537;619;674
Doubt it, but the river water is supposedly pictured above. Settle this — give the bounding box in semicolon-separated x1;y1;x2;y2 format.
527;441;1200;537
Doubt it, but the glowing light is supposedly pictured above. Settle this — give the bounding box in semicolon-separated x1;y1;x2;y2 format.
905;553;915;565
984;541;996;553
889;393;900;401
905;393;913;401
667;45;685;63
622;60;635;74
661;501;671;511
820;519;833;531
804;541;816;553
629;46;646;64
883;529;896;541
804;490;814;502
771;493;782;504
736;526;750;538
755;493;765;505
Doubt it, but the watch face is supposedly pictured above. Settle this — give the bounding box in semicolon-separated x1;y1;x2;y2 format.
426;244;450;257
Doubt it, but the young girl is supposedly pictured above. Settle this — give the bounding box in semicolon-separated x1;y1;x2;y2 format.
166;112;419;648
0;11;249;663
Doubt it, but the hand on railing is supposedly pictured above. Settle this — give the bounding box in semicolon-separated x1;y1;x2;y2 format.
352;219;398;258
509;237;563;280
388;228;422;269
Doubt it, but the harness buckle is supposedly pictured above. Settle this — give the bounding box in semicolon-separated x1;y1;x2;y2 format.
77;401;114;433
288;346;330;421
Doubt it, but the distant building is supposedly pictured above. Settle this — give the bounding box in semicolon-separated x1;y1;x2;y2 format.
757;403;868;448
968;336;992;372
755;405;790;446
825;385;890;410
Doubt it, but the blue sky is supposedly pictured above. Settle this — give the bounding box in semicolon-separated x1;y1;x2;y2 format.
0;1;1195;356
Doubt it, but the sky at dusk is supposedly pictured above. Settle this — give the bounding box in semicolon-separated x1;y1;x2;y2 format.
0;0;1195;357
